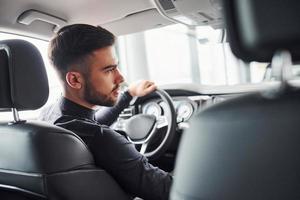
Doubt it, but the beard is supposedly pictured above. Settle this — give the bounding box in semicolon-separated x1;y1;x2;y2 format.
83;79;118;107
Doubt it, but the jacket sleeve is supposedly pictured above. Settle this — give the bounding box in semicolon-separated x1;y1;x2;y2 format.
94;91;133;126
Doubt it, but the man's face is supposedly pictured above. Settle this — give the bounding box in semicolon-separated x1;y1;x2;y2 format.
82;46;124;107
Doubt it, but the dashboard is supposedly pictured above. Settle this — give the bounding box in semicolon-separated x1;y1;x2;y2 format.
113;82;285;130
113;91;236;133
110;85;265;171
110;83;290;170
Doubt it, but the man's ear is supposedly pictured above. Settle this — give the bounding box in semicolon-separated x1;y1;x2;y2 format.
65;71;83;89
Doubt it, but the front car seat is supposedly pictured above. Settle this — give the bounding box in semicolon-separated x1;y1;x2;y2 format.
0;39;130;200
171;0;300;199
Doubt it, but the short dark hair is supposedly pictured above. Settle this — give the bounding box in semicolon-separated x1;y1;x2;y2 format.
49;24;115;81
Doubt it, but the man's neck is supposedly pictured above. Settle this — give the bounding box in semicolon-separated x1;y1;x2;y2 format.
63;92;97;110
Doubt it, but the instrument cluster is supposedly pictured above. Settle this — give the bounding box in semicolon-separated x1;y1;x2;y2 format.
142;97;197;123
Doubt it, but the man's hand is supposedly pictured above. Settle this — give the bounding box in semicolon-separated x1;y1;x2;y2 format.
128;80;157;97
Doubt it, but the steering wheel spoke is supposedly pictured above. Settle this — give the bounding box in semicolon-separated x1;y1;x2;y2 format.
156;115;168;129
140;142;149;154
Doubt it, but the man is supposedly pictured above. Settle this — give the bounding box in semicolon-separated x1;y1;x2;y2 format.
40;24;172;200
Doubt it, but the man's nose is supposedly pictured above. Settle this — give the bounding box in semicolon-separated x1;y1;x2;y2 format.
115;68;124;84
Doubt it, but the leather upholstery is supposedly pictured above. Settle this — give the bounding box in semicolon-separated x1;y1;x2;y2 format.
0;40;48;111
0;50;11;110
0;39;130;199
223;0;300;62
171;88;300;199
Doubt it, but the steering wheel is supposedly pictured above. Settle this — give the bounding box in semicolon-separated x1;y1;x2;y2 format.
123;89;176;160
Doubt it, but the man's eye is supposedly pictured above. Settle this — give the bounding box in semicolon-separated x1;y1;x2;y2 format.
105;67;117;73
106;69;114;73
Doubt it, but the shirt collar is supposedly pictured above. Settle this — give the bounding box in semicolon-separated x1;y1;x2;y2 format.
59;97;96;121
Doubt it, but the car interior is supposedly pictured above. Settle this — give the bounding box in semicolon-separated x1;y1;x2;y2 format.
1;0;300;199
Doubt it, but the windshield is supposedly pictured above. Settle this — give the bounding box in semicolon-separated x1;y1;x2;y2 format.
117;24;268;86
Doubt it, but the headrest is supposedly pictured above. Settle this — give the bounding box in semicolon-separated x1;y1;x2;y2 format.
224;0;300;62
0;39;49;111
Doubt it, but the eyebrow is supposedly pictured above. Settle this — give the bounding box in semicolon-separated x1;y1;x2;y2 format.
101;61;119;71
102;65;117;71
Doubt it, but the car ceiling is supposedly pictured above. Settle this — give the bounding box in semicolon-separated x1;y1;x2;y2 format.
0;0;173;40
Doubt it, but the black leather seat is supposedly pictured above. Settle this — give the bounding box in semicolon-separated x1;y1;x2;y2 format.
171;0;300;200
0;39;130;199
